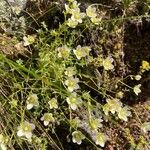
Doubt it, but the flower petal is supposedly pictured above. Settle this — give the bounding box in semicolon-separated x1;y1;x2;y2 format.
27;104;33;110
44;121;49;126
17;130;24;137
25;132;32;139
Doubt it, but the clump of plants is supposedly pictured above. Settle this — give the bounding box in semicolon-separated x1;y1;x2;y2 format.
0;0;150;149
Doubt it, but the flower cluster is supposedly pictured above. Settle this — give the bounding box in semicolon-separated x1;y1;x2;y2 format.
63;63;83;111
65;1;85;28
64;75;81;109
57;45;91;60
1;0;149;148
57;44;91;112
65;1;104;28
103;98;131;121
56;41;93;145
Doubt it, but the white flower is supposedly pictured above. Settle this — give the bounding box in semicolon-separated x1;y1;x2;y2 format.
71;1;80;10
89;118;103;130
86;6;97;18
141;122;150;133
106;98;122;114
23;35;35;46
135;75;141;81
26;94;39;110
65;4;71;14
48;98;58;109
95;132;107;147
73;45;85;60
40;113;55;126
71;9;86;23
66;92;82;110
17;121;35;140
65;67;76;77
64;77;80;92
12;6;22;15
73;45;89;60
65;6;80;15
70;117;81;129
72;131;85;145
133;84;141;95
0;134;7;150
118;107;131;121
103;57;114;70
57;45;71;59
67;18;78;28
